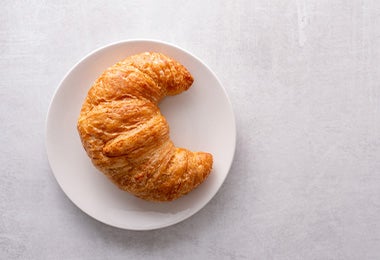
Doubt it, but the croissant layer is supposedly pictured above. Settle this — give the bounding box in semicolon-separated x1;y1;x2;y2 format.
77;52;213;201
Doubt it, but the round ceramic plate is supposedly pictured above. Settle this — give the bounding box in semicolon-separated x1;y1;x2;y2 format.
46;39;236;230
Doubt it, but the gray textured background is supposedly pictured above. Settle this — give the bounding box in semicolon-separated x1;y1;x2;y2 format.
1;0;380;259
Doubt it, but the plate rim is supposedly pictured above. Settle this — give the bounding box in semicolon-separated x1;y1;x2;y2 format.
45;39;236;230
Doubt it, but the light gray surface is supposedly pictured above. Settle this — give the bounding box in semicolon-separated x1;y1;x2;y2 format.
1;0;380;259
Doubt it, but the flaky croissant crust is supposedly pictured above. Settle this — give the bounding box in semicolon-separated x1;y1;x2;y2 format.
77;52;213;201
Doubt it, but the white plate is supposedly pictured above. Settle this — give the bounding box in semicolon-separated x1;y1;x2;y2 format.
46;39;236;230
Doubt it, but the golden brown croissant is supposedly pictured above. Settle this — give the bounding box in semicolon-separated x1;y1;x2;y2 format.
77;52;213;201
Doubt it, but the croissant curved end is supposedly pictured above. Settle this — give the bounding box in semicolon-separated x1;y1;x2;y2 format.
77;52;213;201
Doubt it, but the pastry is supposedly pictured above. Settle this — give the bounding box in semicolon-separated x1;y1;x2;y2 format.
77;52;213;201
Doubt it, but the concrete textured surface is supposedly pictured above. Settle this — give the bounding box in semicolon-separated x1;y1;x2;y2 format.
1;0;380;259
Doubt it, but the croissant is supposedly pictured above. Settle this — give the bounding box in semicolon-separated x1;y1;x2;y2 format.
77;52;213;201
